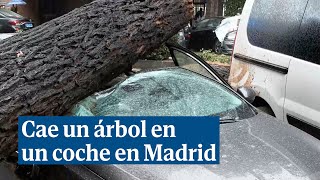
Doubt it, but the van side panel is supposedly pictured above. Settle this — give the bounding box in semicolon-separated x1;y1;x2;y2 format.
229;0;308;120
284;0;320;129
284;60;320;129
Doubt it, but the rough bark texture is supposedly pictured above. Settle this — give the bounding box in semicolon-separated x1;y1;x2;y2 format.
0;0;194;159
205;0;223;18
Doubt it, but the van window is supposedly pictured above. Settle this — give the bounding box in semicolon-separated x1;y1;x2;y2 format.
247;0;308;56
294;0;320;65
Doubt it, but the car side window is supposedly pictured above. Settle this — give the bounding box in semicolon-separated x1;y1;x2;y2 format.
293;0;320;65
171;49;215;79
247;0;308;56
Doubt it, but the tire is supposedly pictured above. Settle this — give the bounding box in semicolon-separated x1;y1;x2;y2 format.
257;106;275;117
213;40;222;54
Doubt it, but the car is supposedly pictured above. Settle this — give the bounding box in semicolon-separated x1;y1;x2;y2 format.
215;15;240;43
27;44;320;180
221;30;236;55
228;0;320;139
187;17;224;52
215;15;240;54
0;9;34;33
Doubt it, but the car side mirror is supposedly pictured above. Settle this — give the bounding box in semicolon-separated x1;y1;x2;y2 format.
192;26;196;30
237;87;256;103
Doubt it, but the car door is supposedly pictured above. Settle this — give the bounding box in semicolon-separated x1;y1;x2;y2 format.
201;19;221;49
284;0;320;135
189;20;210;50
166;43;230;87
189;29;203;50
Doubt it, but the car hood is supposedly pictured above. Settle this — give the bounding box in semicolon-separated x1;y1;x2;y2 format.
86;113;320;180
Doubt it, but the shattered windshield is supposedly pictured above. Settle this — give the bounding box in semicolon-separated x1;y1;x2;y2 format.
72;68;255;120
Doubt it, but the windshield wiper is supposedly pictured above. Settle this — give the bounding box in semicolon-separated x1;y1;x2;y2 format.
208;114;240;124
219;116;239;124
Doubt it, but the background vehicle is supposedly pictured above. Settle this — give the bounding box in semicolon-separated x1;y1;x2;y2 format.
187;17;224;52
215;15;240;43
215;15;240;54
229;0;320;138
0;9;33;33
221;30;236;55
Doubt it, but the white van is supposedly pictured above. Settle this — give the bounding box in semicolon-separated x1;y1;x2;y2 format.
229;0;320;136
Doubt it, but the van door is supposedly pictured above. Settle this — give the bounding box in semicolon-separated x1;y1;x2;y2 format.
284;0;320;134
229;0;308;120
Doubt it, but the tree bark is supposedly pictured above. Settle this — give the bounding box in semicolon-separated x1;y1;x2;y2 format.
0;0;194;159
205;0;223;18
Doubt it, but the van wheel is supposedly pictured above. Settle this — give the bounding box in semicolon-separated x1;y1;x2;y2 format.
213;41;222;54
257;106;275;117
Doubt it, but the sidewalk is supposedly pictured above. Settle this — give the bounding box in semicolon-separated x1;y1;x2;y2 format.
133;60;230;80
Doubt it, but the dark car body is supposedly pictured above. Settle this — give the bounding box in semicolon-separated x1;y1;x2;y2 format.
221;30;236;55
187;17;224;51
0;9;34;33
23;44;320;180
65;113;320;180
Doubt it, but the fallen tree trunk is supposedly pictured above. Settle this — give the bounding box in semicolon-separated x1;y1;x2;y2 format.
0;0;194;158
